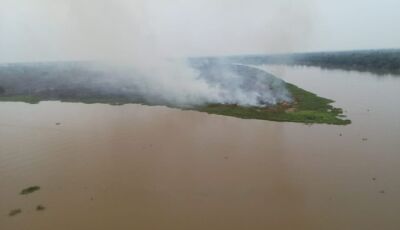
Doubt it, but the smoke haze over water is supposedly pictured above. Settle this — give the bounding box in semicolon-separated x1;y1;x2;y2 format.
0;0;317;106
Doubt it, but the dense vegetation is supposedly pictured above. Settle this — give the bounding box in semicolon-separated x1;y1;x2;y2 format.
0;62;146;105
0;62;350;125
220;49;400;75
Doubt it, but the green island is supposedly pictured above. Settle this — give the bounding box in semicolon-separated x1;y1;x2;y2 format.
0;62;350;125
0;83;350;125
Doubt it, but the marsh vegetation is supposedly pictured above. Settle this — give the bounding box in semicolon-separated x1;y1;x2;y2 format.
0;62;349;125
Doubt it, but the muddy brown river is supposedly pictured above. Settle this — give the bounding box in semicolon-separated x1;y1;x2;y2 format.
1;66;400;230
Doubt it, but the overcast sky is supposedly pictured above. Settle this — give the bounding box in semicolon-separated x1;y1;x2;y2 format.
0;0;399;62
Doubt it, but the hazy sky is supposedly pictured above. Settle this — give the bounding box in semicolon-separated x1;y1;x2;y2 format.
0;0;399;62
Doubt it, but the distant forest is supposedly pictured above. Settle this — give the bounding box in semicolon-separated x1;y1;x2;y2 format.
224;49;400;75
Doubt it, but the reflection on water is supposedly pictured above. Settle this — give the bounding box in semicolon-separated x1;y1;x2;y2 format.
1;66;400;230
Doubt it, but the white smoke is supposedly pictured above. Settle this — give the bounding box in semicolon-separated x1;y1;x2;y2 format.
0;0;315;107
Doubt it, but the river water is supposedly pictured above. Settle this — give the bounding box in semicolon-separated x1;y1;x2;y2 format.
1;66;400;230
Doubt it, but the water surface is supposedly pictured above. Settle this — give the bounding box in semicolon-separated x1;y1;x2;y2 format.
1;66;400;230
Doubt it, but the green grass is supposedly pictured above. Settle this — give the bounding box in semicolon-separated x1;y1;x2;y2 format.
197;83;351;125
0;95;41;104
0;95;132;105
0;82;351;125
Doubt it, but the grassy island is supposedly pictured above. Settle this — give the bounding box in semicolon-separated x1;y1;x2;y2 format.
0;82;350;125
0;62;350;125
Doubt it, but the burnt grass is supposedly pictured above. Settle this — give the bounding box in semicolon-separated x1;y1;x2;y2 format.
0;62;350;125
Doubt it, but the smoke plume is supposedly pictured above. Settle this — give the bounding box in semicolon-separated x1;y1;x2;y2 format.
0;0;315;107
